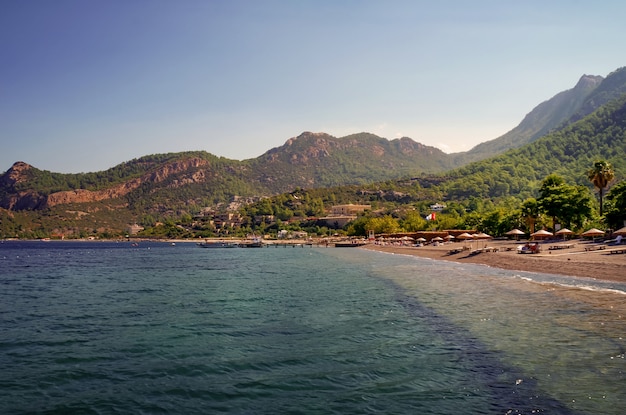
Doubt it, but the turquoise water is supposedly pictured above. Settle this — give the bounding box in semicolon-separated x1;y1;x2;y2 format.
1;241;624;414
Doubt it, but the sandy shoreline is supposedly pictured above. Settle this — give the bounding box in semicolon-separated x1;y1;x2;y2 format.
361;239;626;283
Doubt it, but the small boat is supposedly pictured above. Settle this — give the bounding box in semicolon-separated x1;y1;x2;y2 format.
334;241;367;247
240;237;264;248
197;241;239;248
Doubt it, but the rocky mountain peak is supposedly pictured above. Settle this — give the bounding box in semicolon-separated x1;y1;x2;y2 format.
1;161;33;187
574;74;604;91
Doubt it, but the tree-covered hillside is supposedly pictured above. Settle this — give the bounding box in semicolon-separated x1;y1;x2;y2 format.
459;74;604;163
250;132;454;191
237;92;626;239
443;92;626;202
2;152;219;195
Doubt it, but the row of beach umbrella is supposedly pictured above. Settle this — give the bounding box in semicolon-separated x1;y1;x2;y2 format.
505;226;626;239
383;226;626;243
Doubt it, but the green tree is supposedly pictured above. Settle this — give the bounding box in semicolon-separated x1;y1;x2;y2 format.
587;160;615;216
521;198;540;234
401;211;427;232
366;215;401;235
538;174;594;231
539;174;566;231
605;181;626;229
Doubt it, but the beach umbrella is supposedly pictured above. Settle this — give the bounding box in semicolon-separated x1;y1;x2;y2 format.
531;229;553;240
432;236;444;242
612;226;626;236
555;228;573;239
456;232;474;248
582;228;604;237
444;234;455;240
473;232;492;248
416;237;426;242
582;228;605;241
506;228;525;240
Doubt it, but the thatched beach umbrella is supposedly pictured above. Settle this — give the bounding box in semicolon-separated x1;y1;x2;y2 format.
582;228;604;236
531;229;553;240
582;228;604;241
506;228;525;240
473;232;492;248
612;226;626;236
555;228;573;239
456;232;473;248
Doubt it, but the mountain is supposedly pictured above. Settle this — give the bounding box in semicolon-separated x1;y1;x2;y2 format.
459;67;626;163
2;66;626;238
459;74;604;163
571;66;626;121
441;91;626;201
5;67;626;213
254;91;626;229
250;132;453;191
0;133;450;214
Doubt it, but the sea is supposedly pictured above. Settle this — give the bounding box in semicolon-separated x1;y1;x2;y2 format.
1;240;625;414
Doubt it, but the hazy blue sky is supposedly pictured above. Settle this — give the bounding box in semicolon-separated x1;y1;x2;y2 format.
2;1;625;173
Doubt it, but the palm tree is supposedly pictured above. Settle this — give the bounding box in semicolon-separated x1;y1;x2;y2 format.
587;160;614;216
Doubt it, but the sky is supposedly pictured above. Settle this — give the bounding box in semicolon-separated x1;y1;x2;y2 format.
1;0;625;173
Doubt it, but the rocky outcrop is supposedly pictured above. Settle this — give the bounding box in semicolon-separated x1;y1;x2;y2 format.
43;157;210;208
0;161;33;187
0;158;211;210
0;162;46;210
1;191;46;210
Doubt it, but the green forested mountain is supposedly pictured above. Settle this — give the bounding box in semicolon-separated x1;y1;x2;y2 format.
1;67;625;238
571;66;626;122
0;131;454;237
458;74;600;163
242;95;625;237
250;131;454;191
442;91;626;202
456;68;626;164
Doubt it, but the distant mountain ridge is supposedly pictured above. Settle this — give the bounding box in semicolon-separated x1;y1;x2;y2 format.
459;74;603;162
0;133;452;212
459;66;626;162
2;66;626;220
251;131;454;190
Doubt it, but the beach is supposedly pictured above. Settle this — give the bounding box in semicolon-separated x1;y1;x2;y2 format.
362;239;626;283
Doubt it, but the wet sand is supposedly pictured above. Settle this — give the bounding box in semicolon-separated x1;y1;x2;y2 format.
362;239;626;283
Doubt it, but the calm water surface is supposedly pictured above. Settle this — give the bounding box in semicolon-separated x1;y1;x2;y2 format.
1;241;624;414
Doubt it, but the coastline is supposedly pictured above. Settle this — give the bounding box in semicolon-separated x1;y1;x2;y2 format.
361;239;626;283
6;237;625;283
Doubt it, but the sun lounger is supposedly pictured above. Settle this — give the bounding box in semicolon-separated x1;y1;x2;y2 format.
585;245;607;251
549;244;574;250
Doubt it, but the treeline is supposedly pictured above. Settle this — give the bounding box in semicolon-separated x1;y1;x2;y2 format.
234;168;625;239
